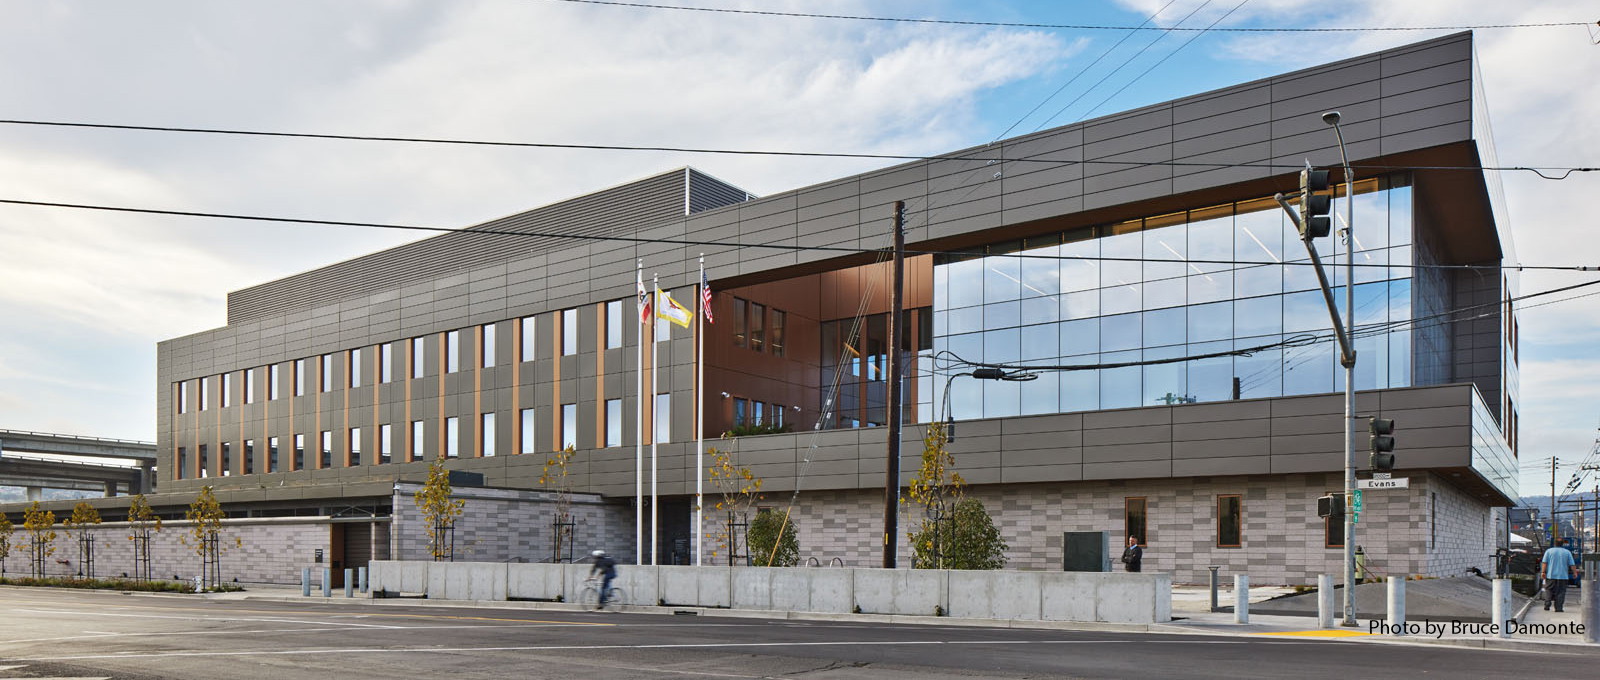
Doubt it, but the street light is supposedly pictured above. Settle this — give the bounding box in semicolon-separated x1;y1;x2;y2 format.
1323;109;1359;627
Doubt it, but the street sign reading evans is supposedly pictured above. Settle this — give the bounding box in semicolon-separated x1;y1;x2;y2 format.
1357;478;1410;490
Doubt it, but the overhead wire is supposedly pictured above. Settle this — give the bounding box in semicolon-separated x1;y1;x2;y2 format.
544;0;1597;33
0;119;1593;179
1070;0;1252;124
4;196;1600;275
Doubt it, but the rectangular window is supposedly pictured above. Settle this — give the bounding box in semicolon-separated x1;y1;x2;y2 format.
481;412;496;457
520;316;536;362
562;308;578;355
222;373;233;408
1325;492;1344;548
269;364;280;400
268;437;279;473
379;424;391;465
178;381;188;414
734;398;746;427
446;330;461;373
411;420;425;461
220;442;231;477
520;409;536;454
244;439;255;475
606;300;623;349
294;434;305;471
446;417;459;458
750;302;766;351
177;447;187;479
1125;497;1147;546
606;399;622;447
753;401;764;426
733;298;747;347
561;403;578;449
320;430;332;468
201;376;210;411
482;323;496;368
244;369;255;404
656;393;671;443
381;343;393;383
411;337;426;379
1217;495;1243;548
198;444;208;478
772;403;784;429
321;354;333;392
349;428;362;466
295;359;306;396
770;310;786;356
350;348;362;388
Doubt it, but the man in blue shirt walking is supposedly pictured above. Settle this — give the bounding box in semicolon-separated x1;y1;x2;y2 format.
1540;538;1577;612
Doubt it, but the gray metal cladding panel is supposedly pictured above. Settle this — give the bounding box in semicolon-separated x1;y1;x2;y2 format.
688;168;753;214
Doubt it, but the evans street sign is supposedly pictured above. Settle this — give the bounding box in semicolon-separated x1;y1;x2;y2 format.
1357;478;1410;490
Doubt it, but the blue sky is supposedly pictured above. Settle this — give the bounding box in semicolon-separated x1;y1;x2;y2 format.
0;0;1594;496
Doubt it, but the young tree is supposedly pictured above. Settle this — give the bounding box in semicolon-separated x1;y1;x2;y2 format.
538;445;578;563
0;513;13;578
905;421;965;569
414;457;464;561
126;494;163;582
707;442;762;565
940;498;1008;570
746;508;799;567
180;486;240;590
63;502;102;579
21;502;57;579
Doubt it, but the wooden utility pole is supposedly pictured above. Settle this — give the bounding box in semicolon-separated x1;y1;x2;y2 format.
883;200;905;569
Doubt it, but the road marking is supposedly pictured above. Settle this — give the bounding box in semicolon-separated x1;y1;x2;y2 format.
0;665;25;671
2;622;607;644
12;608;402;629
4;602;612;627
12;638;1275;662
1253;630;1373;638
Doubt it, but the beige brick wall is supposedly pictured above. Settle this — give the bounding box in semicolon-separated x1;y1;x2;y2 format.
10;520;332;585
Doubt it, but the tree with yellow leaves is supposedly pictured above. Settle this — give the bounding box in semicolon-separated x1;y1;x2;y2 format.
414;457;464;562
21;501;56;579
0;513;14;578
905;421;1005;569
539;445;578;563
126;494;163;582
63;501;102;579
180;486;241;590
707;441;763;565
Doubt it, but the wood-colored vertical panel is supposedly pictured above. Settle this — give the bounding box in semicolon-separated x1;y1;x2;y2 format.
595;303;605;447
374;344;380;465
438;332;446;460
405;343;413;463
551;312;561;452
343;352;352;468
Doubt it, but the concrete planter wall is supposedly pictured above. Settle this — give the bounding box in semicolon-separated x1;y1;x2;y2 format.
369;561;1171;624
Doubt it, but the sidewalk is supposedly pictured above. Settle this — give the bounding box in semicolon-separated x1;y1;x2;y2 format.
232;583;1597;654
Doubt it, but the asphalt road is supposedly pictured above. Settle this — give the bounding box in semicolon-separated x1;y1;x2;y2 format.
0;588;1592;679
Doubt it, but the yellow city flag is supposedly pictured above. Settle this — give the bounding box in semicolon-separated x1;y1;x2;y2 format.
657;288;693;328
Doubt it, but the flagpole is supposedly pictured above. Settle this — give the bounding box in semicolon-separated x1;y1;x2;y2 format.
635;261;643;566
695;255;705;567
651;275;660;567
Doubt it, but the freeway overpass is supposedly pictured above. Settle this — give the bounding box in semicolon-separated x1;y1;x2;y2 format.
0;429;155;500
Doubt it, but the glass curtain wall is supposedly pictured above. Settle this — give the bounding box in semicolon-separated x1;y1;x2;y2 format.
931;177;1413;421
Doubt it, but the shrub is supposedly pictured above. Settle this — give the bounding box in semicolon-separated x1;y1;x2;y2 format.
0;576;243;593
746;509;799;567
910;497;1007;570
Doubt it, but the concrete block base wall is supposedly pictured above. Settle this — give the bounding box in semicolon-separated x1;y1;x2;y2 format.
369;560;1172;624
0;518;339;584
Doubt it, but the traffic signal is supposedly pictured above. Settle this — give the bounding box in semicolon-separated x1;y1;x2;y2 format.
1317;494;1344;518
1298;162;1332;240
1369;417;1396;471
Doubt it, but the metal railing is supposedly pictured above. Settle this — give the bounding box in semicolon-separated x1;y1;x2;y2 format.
0;428;156;447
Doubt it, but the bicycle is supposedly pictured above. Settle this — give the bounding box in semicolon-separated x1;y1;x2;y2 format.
579;577;627;612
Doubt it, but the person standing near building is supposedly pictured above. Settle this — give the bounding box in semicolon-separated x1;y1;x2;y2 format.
1540;539;1577;612
1121;535;1143;573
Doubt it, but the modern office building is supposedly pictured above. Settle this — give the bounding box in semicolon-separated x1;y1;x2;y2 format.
9;31;1517;586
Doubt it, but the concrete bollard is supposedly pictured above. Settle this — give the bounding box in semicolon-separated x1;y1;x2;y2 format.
1234;574;1249;624
1317;574;1335;629
302;568;311;597
344;569;354;598
1208;566;1221;612
359;566;368;594
1491;579;1511;638
322;568;331;598
1583;557;1599;644
1388;578;1406;635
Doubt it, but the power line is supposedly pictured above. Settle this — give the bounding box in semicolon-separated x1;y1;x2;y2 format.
1072;0;1250;124
1;118;1594;179
545;0;1597;33
4;195;1599;273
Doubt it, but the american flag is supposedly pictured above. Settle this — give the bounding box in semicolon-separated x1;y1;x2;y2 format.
701;268;714;324
637;269;651;323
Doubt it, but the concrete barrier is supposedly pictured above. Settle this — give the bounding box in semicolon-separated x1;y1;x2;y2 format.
1317;574;1335;629
1491;578;1510;638
1234;574;1248;624
1388;578;1406;634
367;560;1171;624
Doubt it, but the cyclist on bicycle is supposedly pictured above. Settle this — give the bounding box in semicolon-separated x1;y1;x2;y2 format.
588;549;617;609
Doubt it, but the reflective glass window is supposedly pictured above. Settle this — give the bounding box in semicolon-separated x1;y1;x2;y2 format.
1099;351;1141;409
984;255;1021;304
1101;313;1140;353
1142;346;1186;405
1020;324;1057;361
1187;300;1233;344
1060;318;1099;357
1020;245;1061;298
1142;307;1184;349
